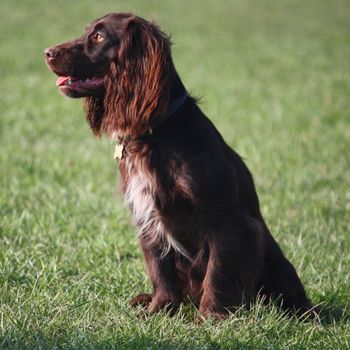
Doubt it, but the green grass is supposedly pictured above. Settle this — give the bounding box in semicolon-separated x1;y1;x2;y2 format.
1;0;350;348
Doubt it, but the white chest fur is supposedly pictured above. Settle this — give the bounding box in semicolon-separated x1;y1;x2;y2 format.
123;158;191;260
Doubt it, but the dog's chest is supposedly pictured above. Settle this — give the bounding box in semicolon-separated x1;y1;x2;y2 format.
123;157;162;238
121;156;191;259
125;168;155;229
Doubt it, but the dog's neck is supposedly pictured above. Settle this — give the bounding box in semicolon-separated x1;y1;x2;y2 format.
112;73;189;143
168;72;187;103
149;75;188;132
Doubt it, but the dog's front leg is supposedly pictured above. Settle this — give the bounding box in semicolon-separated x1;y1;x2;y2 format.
130;237;182;314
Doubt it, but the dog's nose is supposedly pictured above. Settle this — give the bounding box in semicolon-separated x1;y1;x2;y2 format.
44;47;60;59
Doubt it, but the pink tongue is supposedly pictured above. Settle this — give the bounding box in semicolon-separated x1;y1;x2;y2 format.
56;76;71;86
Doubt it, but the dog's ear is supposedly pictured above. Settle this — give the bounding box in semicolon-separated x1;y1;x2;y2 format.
103;16;172;137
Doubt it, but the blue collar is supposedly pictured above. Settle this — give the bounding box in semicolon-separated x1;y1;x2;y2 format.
150;90;189;132
118;89;189;145
115;90;189;160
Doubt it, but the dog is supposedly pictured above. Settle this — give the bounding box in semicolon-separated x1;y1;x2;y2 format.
45;13;313;318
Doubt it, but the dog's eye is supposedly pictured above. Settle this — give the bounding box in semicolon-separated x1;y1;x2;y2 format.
92;33;104;43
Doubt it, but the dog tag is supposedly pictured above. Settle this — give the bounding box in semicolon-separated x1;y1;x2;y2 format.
114;143;124;160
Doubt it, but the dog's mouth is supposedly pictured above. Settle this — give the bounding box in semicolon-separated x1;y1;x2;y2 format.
56;76;105;98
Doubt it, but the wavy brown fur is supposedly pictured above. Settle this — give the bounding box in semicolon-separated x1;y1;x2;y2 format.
45;13;315;319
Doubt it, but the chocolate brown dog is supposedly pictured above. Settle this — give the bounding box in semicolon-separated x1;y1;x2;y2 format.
45;13;313;318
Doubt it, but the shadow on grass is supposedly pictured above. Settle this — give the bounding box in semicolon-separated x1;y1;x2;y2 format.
1;300;348;349
0;332;255;350
317;303;350;325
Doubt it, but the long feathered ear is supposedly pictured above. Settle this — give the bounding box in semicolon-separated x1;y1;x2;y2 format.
102;17;172;138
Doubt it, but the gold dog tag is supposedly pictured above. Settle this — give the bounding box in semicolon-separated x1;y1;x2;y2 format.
114;143;124;160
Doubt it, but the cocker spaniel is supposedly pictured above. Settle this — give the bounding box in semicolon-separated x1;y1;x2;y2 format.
45;13;313;318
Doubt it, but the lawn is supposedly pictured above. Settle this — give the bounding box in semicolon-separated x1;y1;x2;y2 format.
1;0;350;348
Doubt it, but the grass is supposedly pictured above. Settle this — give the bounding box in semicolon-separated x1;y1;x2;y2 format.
1;0;349;348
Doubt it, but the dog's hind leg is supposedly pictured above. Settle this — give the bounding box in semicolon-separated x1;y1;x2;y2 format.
258;230;313;317
198;215;263;318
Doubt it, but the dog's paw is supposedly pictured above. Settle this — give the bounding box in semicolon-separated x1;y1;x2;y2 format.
197;307;229;321
147;294;180;315
130;292;180;315
198;298;231;320
296;303;321;322
129;293;153;308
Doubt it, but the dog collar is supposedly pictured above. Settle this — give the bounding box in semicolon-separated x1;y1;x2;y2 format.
114;90;189;161
150;90;189;131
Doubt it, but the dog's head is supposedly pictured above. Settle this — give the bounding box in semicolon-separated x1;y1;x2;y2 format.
45;13;173;137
